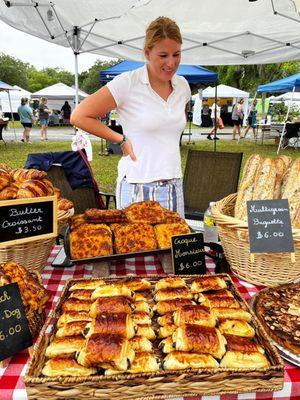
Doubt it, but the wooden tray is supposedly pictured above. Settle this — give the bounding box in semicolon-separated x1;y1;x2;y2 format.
64;225;170;263
24;274;284;399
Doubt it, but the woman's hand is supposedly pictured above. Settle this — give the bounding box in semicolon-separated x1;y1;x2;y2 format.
121;138;136;161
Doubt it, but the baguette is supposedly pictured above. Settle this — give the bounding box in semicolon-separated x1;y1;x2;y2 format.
280;155;293;196
239;154;262;189
252;157;276;200
273;157;286;199
281;159;300;223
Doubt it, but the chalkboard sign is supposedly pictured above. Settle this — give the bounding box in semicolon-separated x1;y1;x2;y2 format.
247;199;294;254
0;283;32;361
171;232;206;275
0;196;57;248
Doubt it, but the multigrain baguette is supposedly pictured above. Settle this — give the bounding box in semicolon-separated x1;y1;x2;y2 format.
252;157;276;201
281;158;300;223
239;154;262;189
280;155;293;196
273;157;286;199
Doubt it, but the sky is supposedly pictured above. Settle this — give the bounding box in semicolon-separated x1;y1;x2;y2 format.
0;20;114;73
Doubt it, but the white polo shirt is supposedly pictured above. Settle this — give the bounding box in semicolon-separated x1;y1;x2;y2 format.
107;65;191;183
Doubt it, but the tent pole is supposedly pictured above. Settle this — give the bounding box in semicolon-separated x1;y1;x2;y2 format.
213;85;217;151
74;52;79;106
7;90;17;141
277;85;295;154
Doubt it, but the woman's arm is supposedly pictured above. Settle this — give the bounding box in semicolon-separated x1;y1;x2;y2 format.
71;86;136;160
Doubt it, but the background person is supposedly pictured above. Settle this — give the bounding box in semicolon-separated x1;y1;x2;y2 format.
232;98;244;140
61;101;71;125
243;99;258;141
71;16;191;217
38;97;51;141
17;97;35;143
207;98;221;140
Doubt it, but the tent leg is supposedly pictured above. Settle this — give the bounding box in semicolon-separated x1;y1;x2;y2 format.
7;90;17;141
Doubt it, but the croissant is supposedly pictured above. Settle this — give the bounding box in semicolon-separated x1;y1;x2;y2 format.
41;179;54;195
16;179;51;198
0;184;18;200
13;168;47;182
58;198;74;211
0;170;11;191
0;162;12;174
54;187;61;199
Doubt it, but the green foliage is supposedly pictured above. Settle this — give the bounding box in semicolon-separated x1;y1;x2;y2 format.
27;67;74;92
0;53;30;89
270;102;299;122
79;59;119;94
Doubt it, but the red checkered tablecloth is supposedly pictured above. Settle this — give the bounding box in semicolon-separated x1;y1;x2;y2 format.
0;245;299;400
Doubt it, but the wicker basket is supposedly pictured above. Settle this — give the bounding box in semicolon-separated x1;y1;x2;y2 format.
0;237;55;273
212;193;300;287
24;275;284;399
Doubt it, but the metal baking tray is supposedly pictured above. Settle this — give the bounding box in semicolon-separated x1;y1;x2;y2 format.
64;225;170;264
250;291;300;367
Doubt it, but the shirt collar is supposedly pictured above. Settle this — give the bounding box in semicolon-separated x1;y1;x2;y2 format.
140;64;177;88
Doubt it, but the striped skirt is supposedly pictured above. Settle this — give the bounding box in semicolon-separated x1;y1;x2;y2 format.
116;177;185;218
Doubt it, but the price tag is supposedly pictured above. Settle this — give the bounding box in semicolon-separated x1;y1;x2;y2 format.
247;199;294;254
0;283;32;362
0;196;57;248
171;232;206;275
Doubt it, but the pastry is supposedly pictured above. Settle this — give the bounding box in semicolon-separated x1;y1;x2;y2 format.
42;357;97;377
154;277;187;291
84;208;127;223
154;222;190;249
129;336;153;352
84;313;135;339
45;336;85;358
90;296;133;317
190;276;227;293
173;305;216;327
57;311;91;328
163;351;219;370
218;319;255;338
125;200;165;224
69;279;105;291
55;321;88;338
114;223;157;253
121;277;151;292
213;307;252;322
91;284;134;300
135;324;156;340
220;351;269;368
154;287;192;302
154;299;195;315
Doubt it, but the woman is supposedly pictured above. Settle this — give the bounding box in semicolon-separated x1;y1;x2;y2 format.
232;98;244;140
38;97;51;141
71;17;191;217
207;98;221;140
61;101;71;125
242;99;257;141
17;97;35;143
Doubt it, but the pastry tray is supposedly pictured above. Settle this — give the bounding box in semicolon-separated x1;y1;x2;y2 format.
250;291;300;367
64;225;170;263
25;274;284;400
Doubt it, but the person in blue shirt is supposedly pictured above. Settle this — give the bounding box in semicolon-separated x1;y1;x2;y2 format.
17;98;35;143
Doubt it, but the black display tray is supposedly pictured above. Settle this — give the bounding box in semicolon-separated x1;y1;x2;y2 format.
64;225;170;264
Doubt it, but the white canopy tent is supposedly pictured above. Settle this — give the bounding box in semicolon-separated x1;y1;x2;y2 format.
192;84;250;126
0;85;31;113
1;0;300;103
31;82;88;111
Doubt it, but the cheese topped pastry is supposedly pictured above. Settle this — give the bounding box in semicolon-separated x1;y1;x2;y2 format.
158;324;177;338
132;312;152;326
154;222;190;249
125;200;165;224
114;223;157;254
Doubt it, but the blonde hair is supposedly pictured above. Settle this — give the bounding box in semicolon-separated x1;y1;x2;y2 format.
144;16;182;52
40;97;47;104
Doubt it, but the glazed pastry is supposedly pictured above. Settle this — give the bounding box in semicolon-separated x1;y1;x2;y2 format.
154;299;195;315
173;305;216;327
155;277;187;291
134;293;148;302
134;301;151;314
154;287;192;302
0;184;18;200
220;351;270;368
129;336;153;352
90;297;133;317
201;296;240;309
69;289;94;300
84;313;135;339
13;168;47;182
190;276;227;293
157;313;174;326
57;311;91;328
77;333;135;370
173;325;226;359
42;357;97;377
58;198;73;210
16;179;51;198
212;307;252;322
158;324;177;338
55;321;88;338
62;298;92;313
121;277;151;292
203;290;233;298
128;352;160;373
91;284;134;300
159;336;175;353
45;336;85;358
218;319;255;338
132;312;152;325
163;351;219;370
69;279;106;291
224;334;264;353
135;324;156;340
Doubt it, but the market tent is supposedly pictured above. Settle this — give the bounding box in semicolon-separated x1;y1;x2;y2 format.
0;80;18;140
257;73;300;93
100;61;218;84
273;91;300;101
1;0;300;103
31;83;88;111
0;85;31;113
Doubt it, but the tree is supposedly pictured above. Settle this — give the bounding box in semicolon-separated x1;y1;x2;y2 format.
0;53;30;89
80;59;118;94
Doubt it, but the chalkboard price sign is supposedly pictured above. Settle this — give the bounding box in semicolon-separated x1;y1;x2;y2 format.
0;283;32;362
0;196;57;248
171;232;206;275
247;199;294;254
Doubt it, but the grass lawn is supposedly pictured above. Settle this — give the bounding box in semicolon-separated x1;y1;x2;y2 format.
1;139;299;194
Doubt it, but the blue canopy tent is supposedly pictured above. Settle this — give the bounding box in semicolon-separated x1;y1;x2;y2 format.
257;73;300;153
100;61;218;84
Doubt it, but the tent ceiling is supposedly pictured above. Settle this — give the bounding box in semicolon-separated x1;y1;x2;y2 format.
1;0;300;65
